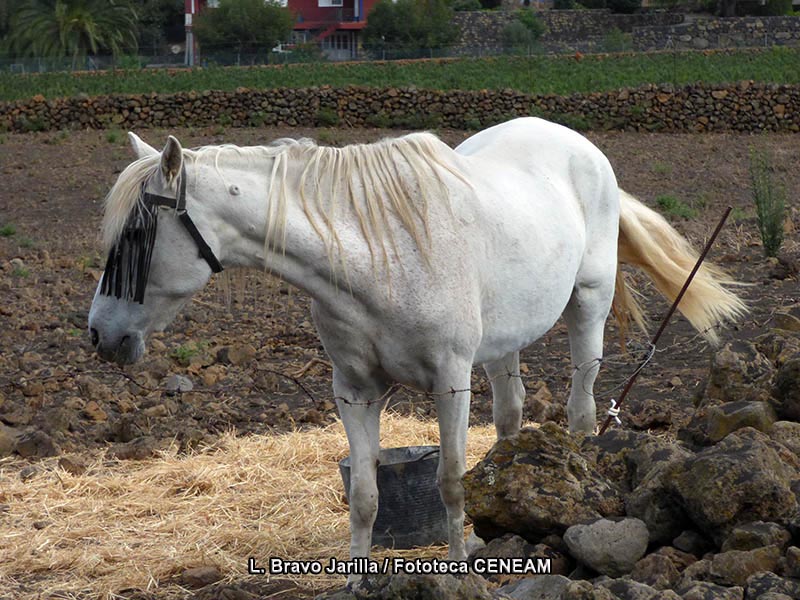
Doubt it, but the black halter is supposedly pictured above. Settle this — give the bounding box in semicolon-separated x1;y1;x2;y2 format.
100;166;224;304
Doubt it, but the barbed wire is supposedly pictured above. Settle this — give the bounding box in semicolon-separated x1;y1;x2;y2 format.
0;315;746;430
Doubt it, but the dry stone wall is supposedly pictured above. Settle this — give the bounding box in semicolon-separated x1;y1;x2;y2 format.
454;9;684;53
634;16;800;51
1;82;798;134
453;10;800;53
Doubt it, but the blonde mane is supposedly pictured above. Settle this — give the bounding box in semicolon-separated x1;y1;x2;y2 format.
286;132;468;274
102;133;469;275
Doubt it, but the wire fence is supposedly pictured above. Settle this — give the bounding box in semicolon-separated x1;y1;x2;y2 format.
1;34;798;74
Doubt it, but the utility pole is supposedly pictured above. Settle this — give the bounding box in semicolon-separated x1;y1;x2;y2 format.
185;0;197;67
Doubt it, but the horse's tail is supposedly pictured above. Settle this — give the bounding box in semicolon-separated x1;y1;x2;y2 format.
612;189;746;346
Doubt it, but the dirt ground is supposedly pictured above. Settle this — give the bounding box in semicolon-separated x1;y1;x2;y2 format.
0;125;798;599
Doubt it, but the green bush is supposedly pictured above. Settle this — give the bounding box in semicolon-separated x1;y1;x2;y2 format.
315;107;340;126
194;0;293;55
603;27;632;52
502;21;537;53
764;0;793;14
749;147;786;257
362;0;457;55
502;9;545;53
656;194;697;219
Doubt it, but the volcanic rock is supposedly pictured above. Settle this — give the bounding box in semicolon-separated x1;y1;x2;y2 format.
563;518;649;577
463;423;624;541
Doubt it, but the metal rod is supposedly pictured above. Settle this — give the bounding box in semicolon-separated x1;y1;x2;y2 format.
598;206;733;435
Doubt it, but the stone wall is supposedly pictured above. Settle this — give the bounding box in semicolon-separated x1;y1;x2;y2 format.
2;82;798;134
453;10;800;53
454;9;685;53
634;16;800;51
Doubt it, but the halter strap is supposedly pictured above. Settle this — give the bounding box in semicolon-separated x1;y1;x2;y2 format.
143;166;224;274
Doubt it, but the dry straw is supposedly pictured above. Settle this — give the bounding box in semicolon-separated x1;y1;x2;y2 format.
0;412;531;599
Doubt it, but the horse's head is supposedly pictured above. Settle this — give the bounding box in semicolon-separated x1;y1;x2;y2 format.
89;133;224;365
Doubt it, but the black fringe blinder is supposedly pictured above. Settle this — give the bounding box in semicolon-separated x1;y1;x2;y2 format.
100;199;159;305
100;165;223;304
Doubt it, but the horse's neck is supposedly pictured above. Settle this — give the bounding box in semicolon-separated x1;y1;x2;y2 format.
213;153;351;308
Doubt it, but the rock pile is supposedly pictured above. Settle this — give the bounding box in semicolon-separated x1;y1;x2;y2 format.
319;318;800;599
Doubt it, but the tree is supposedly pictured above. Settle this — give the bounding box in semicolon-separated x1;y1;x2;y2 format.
137;0;184;53
362;0;458;57
193;0;294;58
0;0;12;40
8;0;138;66
501;9;545;54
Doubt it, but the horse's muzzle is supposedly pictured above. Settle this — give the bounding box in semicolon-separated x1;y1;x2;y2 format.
90;328;145;366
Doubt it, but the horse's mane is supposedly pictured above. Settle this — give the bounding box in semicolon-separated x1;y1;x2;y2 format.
102;133;468;273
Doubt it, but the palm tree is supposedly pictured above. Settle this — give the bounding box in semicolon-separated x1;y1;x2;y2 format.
8;0;138;68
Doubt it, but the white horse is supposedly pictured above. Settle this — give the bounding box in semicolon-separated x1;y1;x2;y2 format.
88;118;744;577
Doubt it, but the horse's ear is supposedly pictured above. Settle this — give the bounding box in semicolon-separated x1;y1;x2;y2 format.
128;132;158;158
160;136;183;182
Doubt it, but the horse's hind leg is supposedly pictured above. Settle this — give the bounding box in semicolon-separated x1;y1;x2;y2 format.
483;351;525;439
333;367;388;582
562;279;615;434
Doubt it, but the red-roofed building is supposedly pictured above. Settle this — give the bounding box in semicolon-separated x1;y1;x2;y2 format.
189;0;382;62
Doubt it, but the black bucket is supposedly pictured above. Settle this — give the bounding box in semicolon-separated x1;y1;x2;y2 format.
339;445;448;549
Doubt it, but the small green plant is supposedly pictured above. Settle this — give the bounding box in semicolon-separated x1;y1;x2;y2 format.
247;111;267;127
463;116;482;130
365;112;391;129
731;207;749;221
68;328;82;337
171;342;206;365
315;108;340;127
0;224;16;237
652;161;672;175
17;116;46;132
749;147;786;258
106;129;123;144
12;267;30;277
656;194;698;219
217;114;233;127
18;236;35;248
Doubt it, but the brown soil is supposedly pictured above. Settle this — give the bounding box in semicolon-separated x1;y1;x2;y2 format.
0;125;798;600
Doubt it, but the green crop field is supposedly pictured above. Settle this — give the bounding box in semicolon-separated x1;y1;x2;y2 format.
1;47;798;102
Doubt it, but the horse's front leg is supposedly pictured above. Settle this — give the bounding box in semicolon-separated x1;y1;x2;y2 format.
483;351;525;440
433;366;472;560
333;367;388;584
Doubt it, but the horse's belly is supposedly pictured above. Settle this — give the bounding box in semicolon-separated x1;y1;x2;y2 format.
473;272;576;364
471;217;584;364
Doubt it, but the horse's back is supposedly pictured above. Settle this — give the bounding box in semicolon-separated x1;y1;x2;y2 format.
454;118;621;363
456;117;619;247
